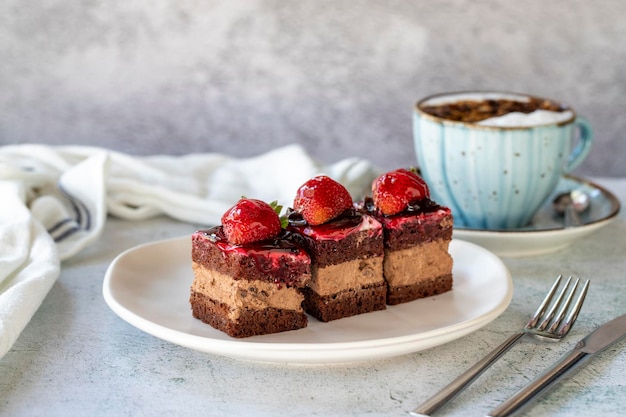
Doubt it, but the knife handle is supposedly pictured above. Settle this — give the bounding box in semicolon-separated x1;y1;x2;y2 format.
487;350;590;417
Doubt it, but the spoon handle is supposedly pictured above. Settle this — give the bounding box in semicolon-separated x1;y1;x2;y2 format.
564;205;582;227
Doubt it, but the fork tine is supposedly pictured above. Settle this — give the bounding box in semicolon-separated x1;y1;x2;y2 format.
556;279;590;336
537;276;573;331
526;275;562;329
547;277;580;333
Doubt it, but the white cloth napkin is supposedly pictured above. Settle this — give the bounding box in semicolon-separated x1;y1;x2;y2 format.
0;144;379;358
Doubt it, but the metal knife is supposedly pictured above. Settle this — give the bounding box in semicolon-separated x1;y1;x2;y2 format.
487;313;626;417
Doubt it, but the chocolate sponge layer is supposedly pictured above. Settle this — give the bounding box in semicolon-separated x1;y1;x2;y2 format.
301;282;387;322
190;291;308;338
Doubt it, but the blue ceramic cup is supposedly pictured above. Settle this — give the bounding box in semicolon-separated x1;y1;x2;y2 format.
413;91;593;230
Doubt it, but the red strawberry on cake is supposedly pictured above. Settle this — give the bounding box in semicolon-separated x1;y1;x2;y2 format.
190;198;311;337
221;198;282;245
367;168;453;305
288;175;386;322
292;174;354;225
372;168;431;215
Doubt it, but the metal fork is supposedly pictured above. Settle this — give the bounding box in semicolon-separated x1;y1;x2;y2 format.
410;275;590;417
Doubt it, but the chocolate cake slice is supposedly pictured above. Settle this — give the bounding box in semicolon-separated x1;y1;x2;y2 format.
191;227;311;337
288;211;387;322
367;168;453;305
374;199;453;305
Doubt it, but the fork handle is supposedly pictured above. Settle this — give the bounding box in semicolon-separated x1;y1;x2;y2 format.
410;332;525;416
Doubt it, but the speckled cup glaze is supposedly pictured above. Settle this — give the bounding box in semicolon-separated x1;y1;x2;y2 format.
413;91;593;230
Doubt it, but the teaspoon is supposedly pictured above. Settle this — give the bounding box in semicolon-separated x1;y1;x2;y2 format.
552;190;590;227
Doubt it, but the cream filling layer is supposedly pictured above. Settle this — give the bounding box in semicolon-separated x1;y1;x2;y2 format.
383;240;452;287
191;263;306;320
309;257;384;296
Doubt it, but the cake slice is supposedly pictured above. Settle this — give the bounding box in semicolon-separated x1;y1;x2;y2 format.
288;175;386;322
190;198;311;337
368;168;453;305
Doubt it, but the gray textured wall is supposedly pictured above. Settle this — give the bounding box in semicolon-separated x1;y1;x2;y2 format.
2;1;625;176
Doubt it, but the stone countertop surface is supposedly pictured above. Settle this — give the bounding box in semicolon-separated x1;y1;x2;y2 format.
2;178;625;417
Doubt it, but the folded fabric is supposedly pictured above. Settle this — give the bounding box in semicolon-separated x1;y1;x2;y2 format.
0;144;379;359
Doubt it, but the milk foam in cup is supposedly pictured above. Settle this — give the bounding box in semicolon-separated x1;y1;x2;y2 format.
413;91;593;230
477;109;574;127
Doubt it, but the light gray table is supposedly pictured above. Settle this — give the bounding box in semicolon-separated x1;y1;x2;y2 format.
2;179;625;417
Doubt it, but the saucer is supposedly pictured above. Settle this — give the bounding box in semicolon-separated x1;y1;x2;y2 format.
453;175;620;257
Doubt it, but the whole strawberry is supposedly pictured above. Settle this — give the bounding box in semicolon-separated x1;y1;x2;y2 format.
293;175;353;225
372;168;430;215
221;198;282;245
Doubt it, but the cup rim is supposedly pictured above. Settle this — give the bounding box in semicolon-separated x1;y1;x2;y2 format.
414;90;577;130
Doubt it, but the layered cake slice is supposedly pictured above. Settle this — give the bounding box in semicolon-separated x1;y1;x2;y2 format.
190;198;311;337
367;168;453;305
287;175;386;322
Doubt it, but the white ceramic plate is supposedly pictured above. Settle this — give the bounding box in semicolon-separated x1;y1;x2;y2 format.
454;176;620;257
103;237;512;364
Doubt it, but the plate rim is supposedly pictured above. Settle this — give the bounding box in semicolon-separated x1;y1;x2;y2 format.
103;236;512;363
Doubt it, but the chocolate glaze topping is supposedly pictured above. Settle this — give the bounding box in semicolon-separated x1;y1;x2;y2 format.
287;208;375;240
361;196;443;217
200;226;303;254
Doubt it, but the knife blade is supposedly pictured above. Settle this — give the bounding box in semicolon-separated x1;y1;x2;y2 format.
487;313;626;417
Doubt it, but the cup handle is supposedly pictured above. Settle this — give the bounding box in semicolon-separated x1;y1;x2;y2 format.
565;117;593;173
